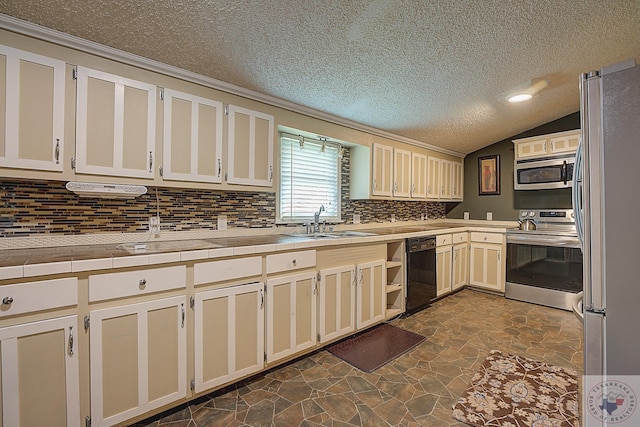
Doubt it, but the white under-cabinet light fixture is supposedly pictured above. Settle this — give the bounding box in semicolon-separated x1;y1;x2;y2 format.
66;181;147;199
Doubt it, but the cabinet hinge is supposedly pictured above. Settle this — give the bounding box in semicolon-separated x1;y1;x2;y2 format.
83;315;90;330
224;105;229;115
224;171;228;181
85;415;91;427
317;272;321;282
71;157;76;170
317;333;321;342
72;67;78;80
264;352;267;363
159;87;164;101
159;166;164;177
190;296;195;309
190;379;195;391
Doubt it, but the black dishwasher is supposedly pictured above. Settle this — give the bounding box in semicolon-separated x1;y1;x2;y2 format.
405;236;437;315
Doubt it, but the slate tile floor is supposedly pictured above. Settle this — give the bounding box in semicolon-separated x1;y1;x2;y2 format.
135;289;583;426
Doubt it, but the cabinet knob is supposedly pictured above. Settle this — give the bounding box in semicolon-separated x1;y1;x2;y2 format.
292;259;297;265
2;296;13;305
139;279;147;287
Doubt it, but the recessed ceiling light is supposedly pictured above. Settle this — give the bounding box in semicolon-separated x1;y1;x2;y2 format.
508;93;533;103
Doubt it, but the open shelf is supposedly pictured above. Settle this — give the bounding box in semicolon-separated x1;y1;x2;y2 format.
386;282;402;293
385;307;403;319
386;260;403;269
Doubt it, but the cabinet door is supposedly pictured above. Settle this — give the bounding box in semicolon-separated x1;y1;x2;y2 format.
440;160;452;199
76;66;156;179
266;271;317;363
227;104;274;187
194;282;264;393
90;296;187;427
162;88;223;183
356;260;386;330
371;143;393;197
436;246;452;296
0;315;80;427
318;265;355;343
0;45;65;172
469;243;503;292
549;133;580;154
426;156;440;199
484;245;503;292
451;160;464;201
452;243;468;290
411;153;427;199
515;138;548;159
393;148;411;198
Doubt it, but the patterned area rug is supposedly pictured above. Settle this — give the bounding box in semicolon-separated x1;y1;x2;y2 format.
452;350;579;426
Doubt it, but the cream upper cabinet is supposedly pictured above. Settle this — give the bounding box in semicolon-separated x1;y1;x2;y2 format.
451;160;464;201
162;88;223;183
356;259;386;330
371;143;393;197
410;153;427;200
226;104;274;187
0;315;80;426
514;129;580;160
426;156;441;199
89;296;187;427
393;148;411;198
193;282;264;393
440;159;452;199
318;265;356;344
75;66;156;179
266;271;317;363
0;45;65;172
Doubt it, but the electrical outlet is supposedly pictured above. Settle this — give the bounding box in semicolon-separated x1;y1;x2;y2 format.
464;212;470;220
353;214;361;224
149;216;160;236
486;212;493;221
218;215;227;230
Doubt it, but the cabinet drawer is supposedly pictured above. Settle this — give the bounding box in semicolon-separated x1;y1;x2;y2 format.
470;232;503;244
194;256;262;285
452;232;468;244
0;277;77;317
436;234;452;246
89;265;186;302
266;250;316;274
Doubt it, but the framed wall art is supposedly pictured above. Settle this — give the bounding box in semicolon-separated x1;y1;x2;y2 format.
478;154;500;195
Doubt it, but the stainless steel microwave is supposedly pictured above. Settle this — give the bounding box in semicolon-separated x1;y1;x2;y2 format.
514;155;575;190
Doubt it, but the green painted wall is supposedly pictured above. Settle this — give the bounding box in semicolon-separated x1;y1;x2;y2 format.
447;112;580;221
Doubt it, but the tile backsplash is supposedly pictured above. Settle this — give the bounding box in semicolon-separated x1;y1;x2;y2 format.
0;179;445;236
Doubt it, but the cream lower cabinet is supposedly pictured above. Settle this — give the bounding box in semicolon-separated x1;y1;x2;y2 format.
452;244;469;291
266;271;317;363
469;232;505;292
436;245;452;297
89;296;187;427
318;265;356;344
193;282;264;393
356;260;386;330
0;315;80;427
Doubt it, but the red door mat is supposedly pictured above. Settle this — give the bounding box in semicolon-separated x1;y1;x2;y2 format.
326;323;425;372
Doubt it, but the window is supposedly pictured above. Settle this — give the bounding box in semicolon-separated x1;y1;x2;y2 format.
279;135;341;222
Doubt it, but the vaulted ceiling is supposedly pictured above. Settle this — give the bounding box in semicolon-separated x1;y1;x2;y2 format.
2;1;639;154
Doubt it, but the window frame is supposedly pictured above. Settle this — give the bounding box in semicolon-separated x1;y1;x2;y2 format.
277;134;342;224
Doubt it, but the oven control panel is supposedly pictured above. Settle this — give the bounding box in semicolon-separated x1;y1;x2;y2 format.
518;209;575;224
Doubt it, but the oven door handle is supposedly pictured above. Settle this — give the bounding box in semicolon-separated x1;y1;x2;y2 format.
506;234;581;248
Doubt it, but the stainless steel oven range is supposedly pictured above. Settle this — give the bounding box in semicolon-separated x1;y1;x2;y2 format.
505;209;583;310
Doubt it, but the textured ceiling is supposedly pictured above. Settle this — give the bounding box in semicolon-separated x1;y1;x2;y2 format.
1;0;639;154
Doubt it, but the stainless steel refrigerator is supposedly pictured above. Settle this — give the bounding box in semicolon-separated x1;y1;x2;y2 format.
574;59;640;426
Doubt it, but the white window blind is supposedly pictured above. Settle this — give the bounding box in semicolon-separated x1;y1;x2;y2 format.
279;136;340;222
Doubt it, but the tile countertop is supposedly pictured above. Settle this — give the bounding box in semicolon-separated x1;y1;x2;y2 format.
0;221;513;281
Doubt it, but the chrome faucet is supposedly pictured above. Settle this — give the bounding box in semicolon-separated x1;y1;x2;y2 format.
313;205;325;233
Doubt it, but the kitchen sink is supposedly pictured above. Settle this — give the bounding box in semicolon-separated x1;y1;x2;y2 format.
286;230;378;239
